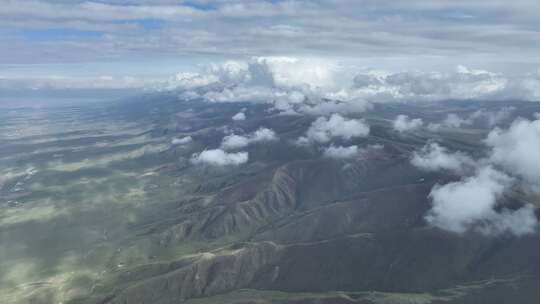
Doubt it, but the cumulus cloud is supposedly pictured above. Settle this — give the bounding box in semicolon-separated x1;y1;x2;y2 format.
411;143;475;174
348;66;540;105
232;111;246;121
426;166;536;236
191;149;248;166
220;127;277;150
323;145;359;159
167;57;346;115
299;114;370;144
393;114;423;133
164;59;540;117
221;134;250;150
426;166;512;233
171;136;192;145
250;127;277;142
416;117;540;236
486;116;540;191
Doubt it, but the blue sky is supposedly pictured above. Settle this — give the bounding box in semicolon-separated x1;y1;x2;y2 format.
1;0;540;89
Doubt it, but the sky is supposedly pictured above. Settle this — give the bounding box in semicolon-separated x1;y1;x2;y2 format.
1;0;540;90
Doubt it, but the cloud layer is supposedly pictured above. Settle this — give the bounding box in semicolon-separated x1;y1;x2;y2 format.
4;1;540;69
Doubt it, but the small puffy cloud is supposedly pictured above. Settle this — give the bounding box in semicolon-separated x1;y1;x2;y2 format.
221;127;278;150
426;166;536;235
191;149;248;166
221;134;250;150
171;136;192;145
232;111;246;121
303;114;370;144
411;143;475;174
168;57;343;111
323;145;359;159
250;127;277;142
427;166;511;234
486;117;540;191
393;114;423;133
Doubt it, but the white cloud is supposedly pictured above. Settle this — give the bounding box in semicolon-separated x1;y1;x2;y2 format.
411;143;475;174
393;114;423;133
232;111;246;121
221;134;250;150
191;149;248;166
416;117;540;236
486;117;540;191
250;127;277;142
164;60;540;117
347;67;503;103
347;67;540;104
166;57;353;115
171;136;192;145
426;165;537;236
220;127;277;150
302;114;370;144
323;145;358;159
425;166;537;235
